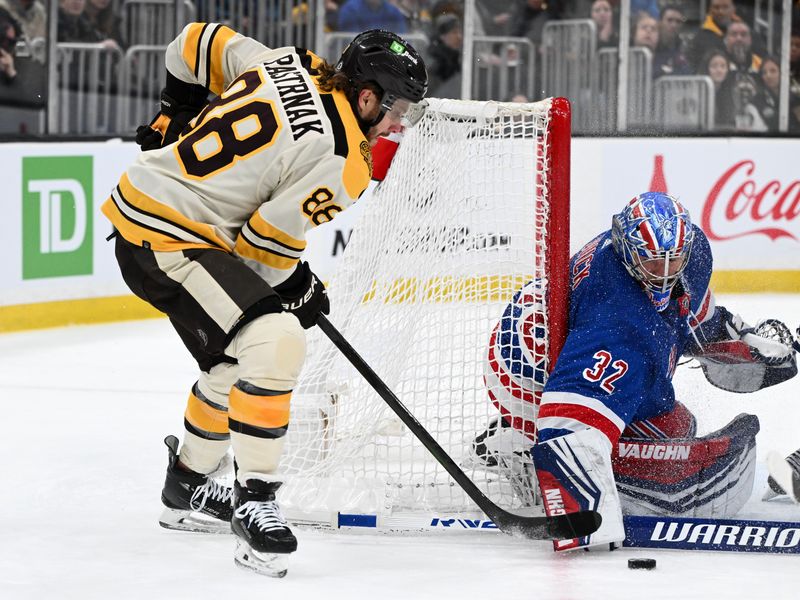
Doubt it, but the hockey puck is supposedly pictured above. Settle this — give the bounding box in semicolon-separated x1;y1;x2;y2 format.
628;558;656;570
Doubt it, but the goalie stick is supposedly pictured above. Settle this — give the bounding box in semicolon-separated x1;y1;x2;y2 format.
316;313;602;541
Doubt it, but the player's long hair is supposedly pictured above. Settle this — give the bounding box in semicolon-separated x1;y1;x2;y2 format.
316;61;383;98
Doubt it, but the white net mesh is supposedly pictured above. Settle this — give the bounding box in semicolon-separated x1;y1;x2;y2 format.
277;98;568;526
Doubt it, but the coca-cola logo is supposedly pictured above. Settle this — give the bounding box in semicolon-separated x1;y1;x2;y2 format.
702;160;799;242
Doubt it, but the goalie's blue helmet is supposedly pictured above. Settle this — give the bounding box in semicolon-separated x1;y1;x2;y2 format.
611;192;694;311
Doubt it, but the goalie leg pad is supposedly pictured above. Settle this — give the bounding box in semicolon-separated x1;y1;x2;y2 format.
613;413;759;518
623;401;697;440
533;428;625;551
764;449;800;503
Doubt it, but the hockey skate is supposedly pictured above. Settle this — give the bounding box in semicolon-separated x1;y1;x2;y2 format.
159;435;234;534
232;479;297;577
764;449;800;503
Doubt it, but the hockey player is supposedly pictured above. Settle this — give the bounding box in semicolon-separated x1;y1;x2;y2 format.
480;192;797;551
102;25;427;576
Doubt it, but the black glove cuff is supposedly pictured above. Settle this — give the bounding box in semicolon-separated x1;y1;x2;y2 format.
274;262;311;299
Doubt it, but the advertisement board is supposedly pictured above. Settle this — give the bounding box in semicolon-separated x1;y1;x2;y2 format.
0;137;797;331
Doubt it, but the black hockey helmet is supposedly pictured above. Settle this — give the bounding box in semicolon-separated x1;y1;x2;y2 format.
336;30;428;126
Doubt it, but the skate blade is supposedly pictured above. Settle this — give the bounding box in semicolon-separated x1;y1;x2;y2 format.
767;451;800;504
234;540;290;578
159;507;231;534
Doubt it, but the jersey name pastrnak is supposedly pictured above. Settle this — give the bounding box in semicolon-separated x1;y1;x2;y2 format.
264;55;323;140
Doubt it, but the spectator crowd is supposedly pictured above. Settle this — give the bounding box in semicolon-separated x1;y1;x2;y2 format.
0;0;799;134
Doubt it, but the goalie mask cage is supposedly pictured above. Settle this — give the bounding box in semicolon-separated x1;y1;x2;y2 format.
278;97;571;532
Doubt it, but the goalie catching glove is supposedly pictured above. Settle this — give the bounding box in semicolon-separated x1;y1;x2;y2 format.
274;261;330;329
693;311;797;393
135;72;208;151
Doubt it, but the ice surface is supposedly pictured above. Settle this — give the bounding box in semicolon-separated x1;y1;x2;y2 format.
1;294;799;599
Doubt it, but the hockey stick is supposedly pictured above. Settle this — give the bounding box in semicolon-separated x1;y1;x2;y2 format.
316;313;602;541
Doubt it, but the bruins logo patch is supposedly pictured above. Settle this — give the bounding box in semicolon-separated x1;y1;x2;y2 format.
360;140;373;178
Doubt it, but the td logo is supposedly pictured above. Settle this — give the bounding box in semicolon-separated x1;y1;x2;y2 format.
22;156;93;279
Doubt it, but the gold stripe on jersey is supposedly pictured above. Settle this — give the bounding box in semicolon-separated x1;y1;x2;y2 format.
328;89;372;199
235;212;305;271
209;25;237;94
182;22;207;78
102;174;232;252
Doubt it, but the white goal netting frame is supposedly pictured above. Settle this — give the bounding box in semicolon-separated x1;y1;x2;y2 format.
277;97;571;532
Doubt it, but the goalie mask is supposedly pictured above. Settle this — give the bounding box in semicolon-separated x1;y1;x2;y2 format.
336;29;429;128
611;192;694;312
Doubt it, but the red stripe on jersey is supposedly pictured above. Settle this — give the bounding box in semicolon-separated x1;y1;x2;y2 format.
537;403;622;445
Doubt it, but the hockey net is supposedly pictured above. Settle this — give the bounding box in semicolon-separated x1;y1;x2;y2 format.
277;97;571;530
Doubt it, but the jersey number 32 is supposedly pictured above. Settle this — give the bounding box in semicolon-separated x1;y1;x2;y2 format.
582;350;629;393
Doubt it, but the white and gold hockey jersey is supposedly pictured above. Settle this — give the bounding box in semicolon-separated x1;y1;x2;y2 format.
102;23;373;286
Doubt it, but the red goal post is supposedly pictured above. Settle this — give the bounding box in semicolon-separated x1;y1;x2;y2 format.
278;97;572;532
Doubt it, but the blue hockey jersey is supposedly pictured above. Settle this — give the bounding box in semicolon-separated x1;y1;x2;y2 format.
536;224;724;445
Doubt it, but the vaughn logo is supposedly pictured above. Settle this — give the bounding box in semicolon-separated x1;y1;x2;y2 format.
22;156;93;279
618;442;691;460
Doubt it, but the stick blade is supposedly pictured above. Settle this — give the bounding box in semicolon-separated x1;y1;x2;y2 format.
494;509;602;540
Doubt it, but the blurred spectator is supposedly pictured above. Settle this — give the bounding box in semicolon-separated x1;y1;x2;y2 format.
426;13;461;97
632;0;659;19
324;0;342;31
394;0;432;34
715;22;768;131
590;0;618;49
430;0;461;20
510;0;552;49
687;0;737;71
477;0;512;36
700;48;730;93
790;30;800;95
753;55;779;129
724;20;761;73
57;0;105;43
654;5;690;77
0;6;20;83
753;55;800;131
337;0;407;34
632;11;658;52
0;0;45;42
84;0;125;50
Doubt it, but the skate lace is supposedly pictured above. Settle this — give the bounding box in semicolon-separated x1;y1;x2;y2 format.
190;478;233;512
235;500;288;532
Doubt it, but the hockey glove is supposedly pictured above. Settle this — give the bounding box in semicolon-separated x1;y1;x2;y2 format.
724;315;796;366
135;72;208;151
275;261;330;329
